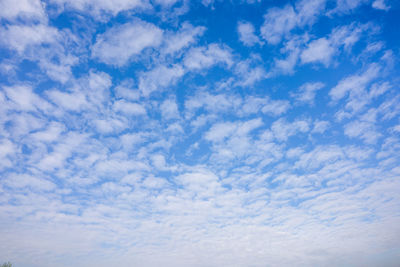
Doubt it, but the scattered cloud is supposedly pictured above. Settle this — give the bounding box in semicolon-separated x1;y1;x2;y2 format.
92;20;163;66
237;21;262;46
1;1;399;266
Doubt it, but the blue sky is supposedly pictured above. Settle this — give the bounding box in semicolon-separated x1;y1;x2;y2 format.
0;0;400;266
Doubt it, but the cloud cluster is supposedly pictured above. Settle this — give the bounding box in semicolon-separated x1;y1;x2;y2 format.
0;0;399;267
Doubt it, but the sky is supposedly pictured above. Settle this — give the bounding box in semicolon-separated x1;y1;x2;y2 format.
0;0;400;266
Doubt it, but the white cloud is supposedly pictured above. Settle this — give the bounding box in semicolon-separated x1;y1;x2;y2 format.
142;175;169;189
0;139;16;170
37;132;87;171
344;120;381;144
300;24;365;67
183;44;233;70
331;0;368;14
312;120;330;134
3;85;52;112
291;82;325;104
1;1;399;266
94;118;126;134
113;100;146;115
85;71;112;106
184;92;242;118
369;82;390;99
234;57;266;87
300;38;335;66
294;145;344;170
160;99;180;120
205;121;237;143
330;63;380;101
5;113;46;138
330;23;365;52
238;96;290;117
101;182;131;194
261;99;291;116
95;158;149;175
47;70;112;112
114;80;140;101
260;0;326;45
271;118;310;142
372;0;390;10
153;0;181;7
204;118;264;163
50;0;149;18
163;23;206;55
0;0;46;21
151;154;169;171
120;133;146;150
31;122;65;143
260;5;297;45
271;36;304;75
46;90;88;111
176;170;222;198
201;0;214;7
0;24;60;54
296;0;326;25
139;64;184;97
237;21;261;46
92;20;163;66
4;173;56;191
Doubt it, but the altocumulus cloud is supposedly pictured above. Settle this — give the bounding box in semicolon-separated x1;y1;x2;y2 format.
0;0;400;267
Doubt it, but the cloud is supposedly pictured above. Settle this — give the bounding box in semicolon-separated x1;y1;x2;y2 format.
237;21;261;46
4;173;56;191
331;0;368;14
31;122;65;143
92;20;163;66
372;0;390;10
0;139;16;170
300;38;335;66
0;0;46;22
153;0;182;7
37;131;87;171
205;121;238;143
176;170;222;198
234;56;267;87
46;90;88;111
312;120;330;134
93;118;126;134
300;23;366;67
261;99;291;116
114;79;140;101
163;23;206;55
260;0;326;45
183;44;233;70
113;100;146;115
0;24;60;54
344;119;381;144
50;0;149;19
260;5;297;45
271;118;310;142
3;85;53;112
1;1;399;266
330;63;380;101
238;96;290;117
185;91;242;119
138;64;184;97
294;145;344;170
291;82;325;104
160;98;180;120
